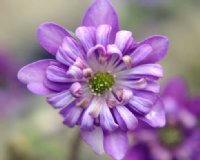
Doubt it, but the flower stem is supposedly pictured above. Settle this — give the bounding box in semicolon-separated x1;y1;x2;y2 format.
68;131;81;160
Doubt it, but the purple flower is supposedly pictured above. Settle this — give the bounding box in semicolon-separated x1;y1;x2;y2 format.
17;0;168;159
124;77;200;160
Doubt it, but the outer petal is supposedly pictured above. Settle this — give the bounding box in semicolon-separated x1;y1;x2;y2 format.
37;22;71;55
104;130;128;160
141;98;166;127
17;59;55;95
131;44;152;66
138;35;169;63
81;127;104;155
82;0;119;41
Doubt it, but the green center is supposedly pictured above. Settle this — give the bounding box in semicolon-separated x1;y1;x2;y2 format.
159;125;183;148
89;72;115;95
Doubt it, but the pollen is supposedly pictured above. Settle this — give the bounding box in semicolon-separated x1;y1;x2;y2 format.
89;72;115;94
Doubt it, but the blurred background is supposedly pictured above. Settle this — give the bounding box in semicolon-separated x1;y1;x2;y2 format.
0;0;200;159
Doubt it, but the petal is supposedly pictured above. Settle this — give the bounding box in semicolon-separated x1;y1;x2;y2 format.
138;35;169;63
119;64;163;78
81;97;101;131
37;22;71;55
145;80;160;93
66;65;83;79
128;91;158;114
107;44;122;59
189;97;200;115
113;109;127;130
116;106;138;131
96;25;112;46
87;45;107;71
46;65;69;83
141;98;166;127
75;26;96;52
82;0;119;41
115;31;135;54
47;90;75;108
131;44;153;66
81;127;104;155
123;144;150;160
162;77;188;108
61;104;83;128
128;96;153;114
56;37;85;66
43;78;70;92
104;130;128;160
100;102;118;132
17;59;55;95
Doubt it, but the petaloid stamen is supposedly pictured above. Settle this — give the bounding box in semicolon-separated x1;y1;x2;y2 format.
122;55;132;68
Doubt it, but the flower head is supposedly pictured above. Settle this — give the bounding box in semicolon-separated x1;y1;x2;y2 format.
18;0;169;159
124;77;200;160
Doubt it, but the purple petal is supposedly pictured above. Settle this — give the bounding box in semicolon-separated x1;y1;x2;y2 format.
17;59;55;95
75;26;96;52
104;130;128;160
47;91;75;108
116;106;138;131
138;35;169;63
162;77;188;108
131;44;152;65
46;65;69;83
107;44;122;59
189;97;200;116
81;98;102;131
126;64;163;78
62;105;83;128
123;144;150;160
43;78;70;92
81;127;104;155
37;22;71;55
145;80;160;93
115;31;135;54
128;96;153;114
128;91;157;114
82;0;119;41
96;25;112;46
56;36;84;66
142;98;166;127
100;102;118;132
66;65;83;79
113;109;127;130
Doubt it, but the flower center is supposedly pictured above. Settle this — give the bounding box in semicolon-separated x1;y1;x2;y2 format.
89;72;115;95
159;125;183;148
